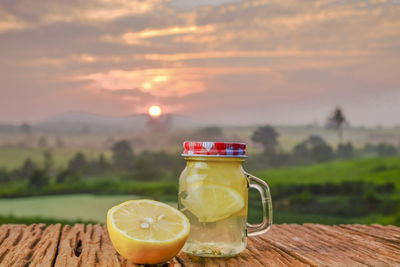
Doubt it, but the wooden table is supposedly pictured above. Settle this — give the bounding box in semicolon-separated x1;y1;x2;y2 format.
1;224;400;266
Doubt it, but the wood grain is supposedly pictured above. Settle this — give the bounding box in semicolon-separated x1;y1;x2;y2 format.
0;224;61;267
1;224;399;267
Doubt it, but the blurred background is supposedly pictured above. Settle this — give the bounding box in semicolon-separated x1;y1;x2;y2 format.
0;0;399;226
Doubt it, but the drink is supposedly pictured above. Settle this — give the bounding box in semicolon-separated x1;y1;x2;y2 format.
178;142;272;257
178;159;248;256
180;213;247;257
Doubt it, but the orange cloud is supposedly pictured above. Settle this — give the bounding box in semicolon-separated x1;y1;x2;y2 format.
78;66;276;98
0;0;161;33
79;68;206;97
103;25;215;45
53;0;162;22
22;54;121;66
0;13;30;33
142;50;370;61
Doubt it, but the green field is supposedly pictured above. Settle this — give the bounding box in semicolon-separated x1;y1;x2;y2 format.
0;194;146;223
253;156;400;225
0;156;399;225
0;194;389;225
255;156;400;187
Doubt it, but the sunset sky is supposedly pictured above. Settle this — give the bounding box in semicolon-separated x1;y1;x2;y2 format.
0;0;399;126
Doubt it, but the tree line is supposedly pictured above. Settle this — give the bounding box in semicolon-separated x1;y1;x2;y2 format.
248;107;398;169
249;124;398;169
0;140;184;190
0;132;398;191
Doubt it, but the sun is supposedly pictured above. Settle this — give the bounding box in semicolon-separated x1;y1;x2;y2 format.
148;105;162;117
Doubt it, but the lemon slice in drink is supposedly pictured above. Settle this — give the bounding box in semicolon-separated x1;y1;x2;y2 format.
182;182;245;222
107;200;190;264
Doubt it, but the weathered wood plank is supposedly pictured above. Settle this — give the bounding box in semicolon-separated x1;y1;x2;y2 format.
55;224;126;267
176;234;310;267
296;224;400;266
1;223;400;267
260;224;339;266
259;223;400;266
307;224;400;265
0;224;61;267
339;224;400;244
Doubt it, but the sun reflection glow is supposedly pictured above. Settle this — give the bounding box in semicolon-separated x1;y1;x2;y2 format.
142;82;152;89
148;105;162;117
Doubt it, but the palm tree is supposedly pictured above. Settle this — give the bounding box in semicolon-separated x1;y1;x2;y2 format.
326;107;347;142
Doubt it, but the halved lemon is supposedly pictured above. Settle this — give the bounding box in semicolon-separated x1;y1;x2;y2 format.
181;182;245;222
107;199;190;264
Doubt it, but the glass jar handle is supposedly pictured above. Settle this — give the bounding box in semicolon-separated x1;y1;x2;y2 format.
246;173;273;236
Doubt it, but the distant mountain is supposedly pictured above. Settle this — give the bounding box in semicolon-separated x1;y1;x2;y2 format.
34;112;201;134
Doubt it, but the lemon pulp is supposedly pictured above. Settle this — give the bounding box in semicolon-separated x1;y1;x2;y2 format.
107;199;190;264
182;182;245;222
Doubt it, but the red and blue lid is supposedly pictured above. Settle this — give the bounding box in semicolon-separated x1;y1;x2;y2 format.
182;141;246;157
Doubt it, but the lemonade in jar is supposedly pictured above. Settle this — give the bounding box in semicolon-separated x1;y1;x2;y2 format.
178;141;272;257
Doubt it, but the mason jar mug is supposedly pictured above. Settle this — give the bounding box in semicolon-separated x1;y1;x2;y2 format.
178;141;273;257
